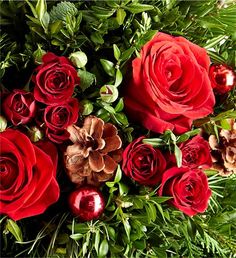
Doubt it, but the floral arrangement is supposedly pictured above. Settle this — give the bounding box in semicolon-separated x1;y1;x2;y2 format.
0;1;236;257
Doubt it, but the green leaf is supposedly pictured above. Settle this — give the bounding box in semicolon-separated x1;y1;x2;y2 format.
174;144;182;168
100;59;115;77
124;3;154;14
91;32;104;45
5;219;23;242
220;119;231;130
114;69;123;87
107;226;116;240
78;70;96;91
36;0;47;21
114;165;122;183
142;138;165;147
50;20;63;34
123;218;131;241
70;233;83;240
114;113;128;126
80;100;93;116
116;8;126;25
41;12;50;29
95;230;100;255
115;98;124;112
118;182;129;196
98;239;109;257
120;47;135;61
113;44;121;61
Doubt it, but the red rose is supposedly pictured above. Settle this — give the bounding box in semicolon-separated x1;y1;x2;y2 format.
125;32;215;134
0;129;60;221
44;98;79;143
2;89;36;126
180;135;212;169
159;167;211;216
33;52;80;105
122;137;166;185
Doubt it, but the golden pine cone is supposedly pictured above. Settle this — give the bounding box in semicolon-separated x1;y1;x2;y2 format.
64;116;122;186
209;119;236;176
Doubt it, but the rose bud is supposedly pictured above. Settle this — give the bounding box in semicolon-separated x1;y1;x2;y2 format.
2;89;36;126
0;115;7;132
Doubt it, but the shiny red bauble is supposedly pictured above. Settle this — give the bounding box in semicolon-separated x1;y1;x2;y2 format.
209;64;235;95
68;185;105;221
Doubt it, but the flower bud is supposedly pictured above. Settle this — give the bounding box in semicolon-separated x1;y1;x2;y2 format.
100;85;118;103
0;115;7;132
69;51;87;68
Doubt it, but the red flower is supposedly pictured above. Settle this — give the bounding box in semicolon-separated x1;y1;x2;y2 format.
180;135;212;169
2;89;36;126
125;32;215;134
0;129;59;221
122;137;166;185
159;167;211;216
44;98;79;143
33;52;80;105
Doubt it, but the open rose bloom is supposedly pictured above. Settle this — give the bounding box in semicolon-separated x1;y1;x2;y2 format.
125;32;215;134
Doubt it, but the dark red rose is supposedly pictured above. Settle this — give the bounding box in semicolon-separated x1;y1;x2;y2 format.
159;167;211;216
209;64;235;95
122;137;166;185
2;89;36;126
180;135;212;169
125;32;215;134
0;129;60;221
44;98;79;143
33;52;80;105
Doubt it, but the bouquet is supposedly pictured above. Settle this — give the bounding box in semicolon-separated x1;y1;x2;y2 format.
1;0;236;257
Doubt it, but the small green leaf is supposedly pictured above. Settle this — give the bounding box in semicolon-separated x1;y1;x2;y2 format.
6;219;23;242
113;44;121;61
70;233;83;240
174;144;182;168
36;0;47;21
41;12;50;29
50;20;62;34
114;69;123;87
95;230;100;255
80;100;93;116
98;239;109;257
114;165;122;183
124;3;154;14
107;226;116;240
100;59;115;77
91;32;104;44
120;47;135;61
78;70;96;91
114;113;128;126
115;98;124;112
123;218;131;241
118;182;129;196
116;8;126;25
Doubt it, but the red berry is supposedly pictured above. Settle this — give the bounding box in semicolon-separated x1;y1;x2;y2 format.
68;185;105;221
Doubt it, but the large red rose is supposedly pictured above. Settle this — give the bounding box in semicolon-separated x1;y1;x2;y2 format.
2;89;36;126
33;52;80;105
44;98;79;143
124;32;215;134
0;129;60;221
122;137;166;185
159;167;211;216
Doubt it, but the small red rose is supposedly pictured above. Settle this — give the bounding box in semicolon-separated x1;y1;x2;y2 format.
44;98;79;143
122;136;166;185
0;129;60;221
2;89;36;126
33;52;80;105
159;167;211;216
125;32;215;134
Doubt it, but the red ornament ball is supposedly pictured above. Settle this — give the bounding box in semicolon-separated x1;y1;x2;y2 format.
68;185;105;221
209;64;235;94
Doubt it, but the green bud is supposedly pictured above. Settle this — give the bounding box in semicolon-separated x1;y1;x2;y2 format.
100;85;118;103
0;115;7;132
69;51;87;68
33;45;46;65
80;100;93;115
28;126;44;142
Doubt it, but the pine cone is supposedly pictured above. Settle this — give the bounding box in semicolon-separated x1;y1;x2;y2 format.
64;116;122;186
209;119;236;176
